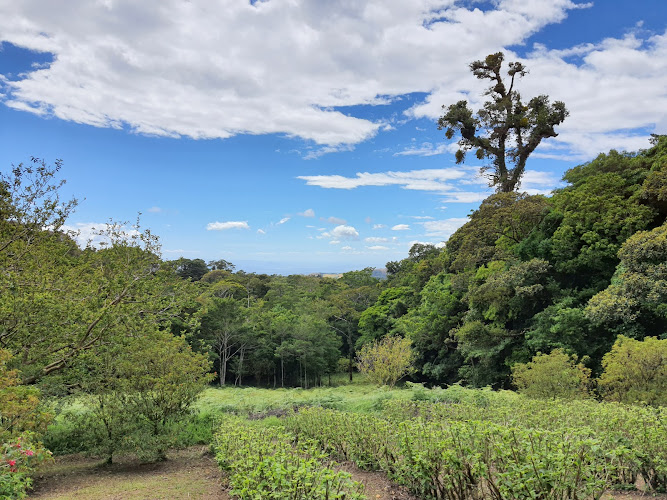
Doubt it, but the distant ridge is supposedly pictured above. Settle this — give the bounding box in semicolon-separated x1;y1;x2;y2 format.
306;268;387;280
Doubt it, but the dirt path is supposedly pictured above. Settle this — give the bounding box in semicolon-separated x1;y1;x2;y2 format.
28;447;228;500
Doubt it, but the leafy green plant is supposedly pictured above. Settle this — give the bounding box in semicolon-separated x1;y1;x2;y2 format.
213;415;365;499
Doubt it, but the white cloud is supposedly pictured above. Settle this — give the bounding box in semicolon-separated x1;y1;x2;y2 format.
277;217;290;225
147;206;162;213
1;1;662;158
61;222;140;248
409;215;435;220
441;192;491;203
392;224;410;231
206;221;250;231
298;208;315;217
321;216;347;225
298;168;466;192
330;240;341;245
364;237;388;243
394;142;459;157
331;225;359;240
367;245;389;251
372;224;386;230
257;228;266;234
422;218;469;239
341;245;353;251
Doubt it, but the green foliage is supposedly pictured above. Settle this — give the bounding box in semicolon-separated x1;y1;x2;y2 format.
286;406;611;499
357;287;415;346
213;415;365;499
0;349;53;499
56;332;212;463
598;335;667;406
586;222;667;336
1;433;52;499
511;349;591;399
356;336;415;388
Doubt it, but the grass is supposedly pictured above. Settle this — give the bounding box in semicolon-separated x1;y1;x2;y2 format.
29;446;225;499
195;376;416;416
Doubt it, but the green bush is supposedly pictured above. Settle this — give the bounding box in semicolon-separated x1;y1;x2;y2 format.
598;335;667;406
511;349;592;400
213;415;365;499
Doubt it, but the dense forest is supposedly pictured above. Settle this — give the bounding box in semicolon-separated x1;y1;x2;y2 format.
173;134;667;390
2;137;666;397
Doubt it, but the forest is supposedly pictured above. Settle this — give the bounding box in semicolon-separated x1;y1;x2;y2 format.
1;136;665;498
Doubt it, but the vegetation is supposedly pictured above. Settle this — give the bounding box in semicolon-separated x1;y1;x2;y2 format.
214;415;365;499
598;335;667;406
438;52;568;192
511;349;591;399
356;336;415;388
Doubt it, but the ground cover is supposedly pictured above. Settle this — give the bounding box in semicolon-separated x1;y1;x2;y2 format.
32;383;667;499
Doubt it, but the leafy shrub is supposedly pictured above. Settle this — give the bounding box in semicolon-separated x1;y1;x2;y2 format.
598;335;667;406
356;336;415;387
213;415;365;499
511;349;592;399
1;349;53;498
286;407;611;499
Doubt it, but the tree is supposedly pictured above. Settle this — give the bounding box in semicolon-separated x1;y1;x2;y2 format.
586;221;667;337
511;349;591;400
356;336;415;388
438;52;568;192
597;336;666;406
198;297;248;386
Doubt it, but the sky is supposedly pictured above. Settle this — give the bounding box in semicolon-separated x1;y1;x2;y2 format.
0;0;666;274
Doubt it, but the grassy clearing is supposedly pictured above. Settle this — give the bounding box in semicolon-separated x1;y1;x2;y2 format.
29;447;226;499
194;377;415;416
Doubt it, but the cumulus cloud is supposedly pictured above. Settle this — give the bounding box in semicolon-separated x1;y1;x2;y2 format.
422;218;469;239
367;245;389;251
365;237;388;243
341;245;353;251
61;222;140;248
1;1;663;160
298;208;315;217
257;228;266;234
277;217;290;225
298;168;467;192
147;206;162;213
372;224;386;230
206;221;250;231
392;224;410;231
331;225;359;240
321;216;347;225
0;0;629;155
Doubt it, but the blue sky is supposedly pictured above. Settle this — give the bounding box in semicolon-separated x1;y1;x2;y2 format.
1;0;665;274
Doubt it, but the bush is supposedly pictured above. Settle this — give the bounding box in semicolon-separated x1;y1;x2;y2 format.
511;349;591;399
356;336;415;387
598;335;667;406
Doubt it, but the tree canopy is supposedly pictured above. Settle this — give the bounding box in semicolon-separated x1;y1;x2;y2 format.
438;52;568;192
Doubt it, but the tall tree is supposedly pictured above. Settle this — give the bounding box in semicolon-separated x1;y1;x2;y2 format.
438;52;568;192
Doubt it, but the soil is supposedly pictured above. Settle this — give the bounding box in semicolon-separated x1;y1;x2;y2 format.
337;462;419;499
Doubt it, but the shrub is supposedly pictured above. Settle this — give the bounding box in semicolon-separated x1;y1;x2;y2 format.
598;335;667;406
511;349;592;399
356;336;415;387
